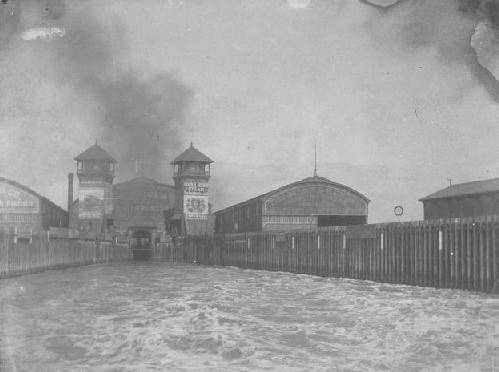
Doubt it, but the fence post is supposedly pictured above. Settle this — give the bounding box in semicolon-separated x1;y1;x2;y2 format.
493;219;498;293
480;221;486;292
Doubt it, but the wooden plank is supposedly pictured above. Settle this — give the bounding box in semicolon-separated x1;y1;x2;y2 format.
455;221;461;289
392;230;396;284
326;230;331;276
423;224;428;286
395;225;399;283
437;225;443;289
381;229;386;283
465;222;471;290
393;228;397;284
415;223;420;286
485;220;492;292
400;226;404;284
429;223;434;287
359;239;363;279
415;224;420;286
473;222;479;291
480;222;486;292
369;238;373;281
386;226;391;283
374;236;378;282
450;223;455;288
352;239;357;279
493;221;498;293
432;223;437;288
346;224;377;239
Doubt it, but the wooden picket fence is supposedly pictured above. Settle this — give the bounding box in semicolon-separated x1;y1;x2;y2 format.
163;217;499;293
0;233;131;278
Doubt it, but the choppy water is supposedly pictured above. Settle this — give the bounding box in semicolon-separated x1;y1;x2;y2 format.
0;263;498;371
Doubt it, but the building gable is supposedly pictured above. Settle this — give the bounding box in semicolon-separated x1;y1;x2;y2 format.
263;183;367;216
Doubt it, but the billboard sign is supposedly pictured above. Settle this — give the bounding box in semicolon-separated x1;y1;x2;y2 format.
183;181;208;195
183;179;209;220
78;182;113;219
0;182;39;214
183;195;209;220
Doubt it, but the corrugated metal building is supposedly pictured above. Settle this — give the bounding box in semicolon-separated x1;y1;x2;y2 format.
0;177;68;235
214;176;369;234
420;178;499;220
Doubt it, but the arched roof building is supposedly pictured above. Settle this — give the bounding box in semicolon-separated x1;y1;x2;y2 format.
0;177;68;234
214;176;369;234
113;176;176;234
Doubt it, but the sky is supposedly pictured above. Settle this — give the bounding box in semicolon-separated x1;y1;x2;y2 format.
1;0;499;222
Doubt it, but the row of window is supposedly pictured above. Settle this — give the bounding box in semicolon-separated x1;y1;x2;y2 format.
262;216;317;224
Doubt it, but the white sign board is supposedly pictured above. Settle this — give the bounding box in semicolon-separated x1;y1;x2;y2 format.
183;195;209;220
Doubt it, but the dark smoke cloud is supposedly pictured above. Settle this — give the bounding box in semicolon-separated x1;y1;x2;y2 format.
98;73;193;180
54;4;193;180
1;0;192;183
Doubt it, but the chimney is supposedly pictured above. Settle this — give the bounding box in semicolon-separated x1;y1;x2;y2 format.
68;173;74;217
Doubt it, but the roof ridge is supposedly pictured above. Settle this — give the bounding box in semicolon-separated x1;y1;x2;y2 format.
420;177;499;201
114;176;175;188
74;143;117;163
172;143;213;164
214;176;369;214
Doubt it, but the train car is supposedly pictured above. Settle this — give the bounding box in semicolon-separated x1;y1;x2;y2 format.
130;226;154;261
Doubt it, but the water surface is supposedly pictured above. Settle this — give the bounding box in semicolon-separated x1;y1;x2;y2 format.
0;262;498;371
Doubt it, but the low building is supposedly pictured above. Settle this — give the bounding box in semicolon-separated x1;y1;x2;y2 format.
420;178;499;220
113;177;176;239
0;177;68;235
214;175;369;234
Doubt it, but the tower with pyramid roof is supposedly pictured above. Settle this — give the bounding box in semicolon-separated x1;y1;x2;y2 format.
169;143;213;235
74;142;117;238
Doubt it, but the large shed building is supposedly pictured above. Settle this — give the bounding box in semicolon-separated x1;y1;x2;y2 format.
420;178;499;220
214;176;369;234
113;176;176;237
0;177;68;235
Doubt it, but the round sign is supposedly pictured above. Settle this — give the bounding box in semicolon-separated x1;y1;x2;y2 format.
394;206;404;216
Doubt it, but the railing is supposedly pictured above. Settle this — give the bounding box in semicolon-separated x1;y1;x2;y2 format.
173;170;210;177
161;217;499;293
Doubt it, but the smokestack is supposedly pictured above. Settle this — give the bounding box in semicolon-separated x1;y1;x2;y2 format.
68;172;74;217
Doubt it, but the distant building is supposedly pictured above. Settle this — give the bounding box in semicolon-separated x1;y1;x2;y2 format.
420;178;499;220
113;177;176;238
214;176;369;234
169;143;214;236
71;143;117;239
0;177;68;235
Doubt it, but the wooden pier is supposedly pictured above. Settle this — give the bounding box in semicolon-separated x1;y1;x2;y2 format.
0;233;130;278
167;217;499;293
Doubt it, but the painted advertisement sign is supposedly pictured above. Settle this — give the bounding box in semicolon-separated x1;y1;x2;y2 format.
183;181;208;195
183;179;209;220
0;182;39;214
183;195;209;220
78;182;113;219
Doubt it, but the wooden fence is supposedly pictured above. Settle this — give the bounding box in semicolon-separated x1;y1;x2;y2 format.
0;233;131;278
164;217;499;293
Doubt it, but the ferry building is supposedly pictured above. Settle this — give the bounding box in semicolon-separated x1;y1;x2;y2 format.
69;142;214;240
